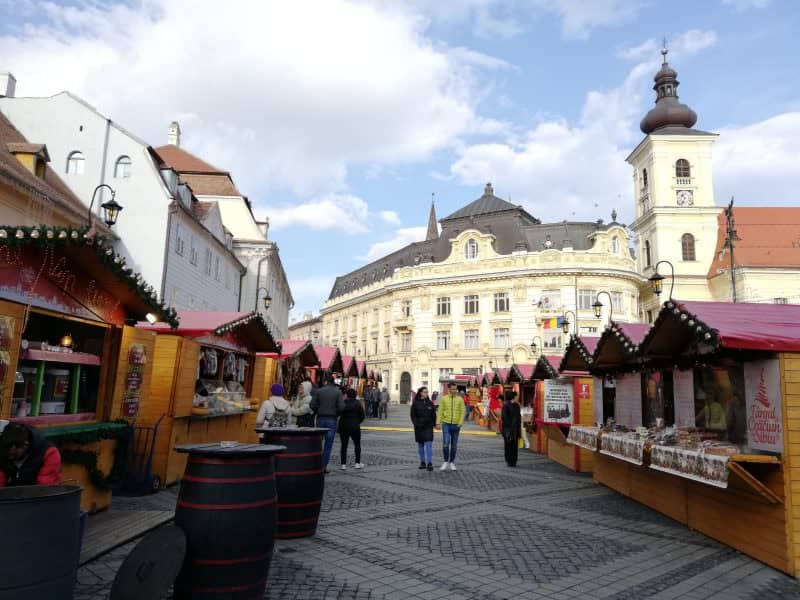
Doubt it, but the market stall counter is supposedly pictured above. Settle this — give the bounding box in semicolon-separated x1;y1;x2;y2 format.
577;303;800;575
0;225;177;511
136;311;279;487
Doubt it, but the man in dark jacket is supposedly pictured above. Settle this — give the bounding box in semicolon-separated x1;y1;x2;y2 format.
501;390;522;467
310;374;345;473
0;423;62;487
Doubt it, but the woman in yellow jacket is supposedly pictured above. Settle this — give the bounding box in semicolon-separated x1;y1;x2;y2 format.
436;382;465;471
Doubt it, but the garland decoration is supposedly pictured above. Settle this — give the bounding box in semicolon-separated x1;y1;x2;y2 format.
0;224;179;327
46;420;130;490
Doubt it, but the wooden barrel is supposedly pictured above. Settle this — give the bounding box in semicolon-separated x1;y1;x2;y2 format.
256;427;327;539
172;442;285;600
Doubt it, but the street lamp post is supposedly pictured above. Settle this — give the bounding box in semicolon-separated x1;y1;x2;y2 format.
561;310;577;335
592;291;614;324
723;197;741;303
530;335;543;355
87;184;123;237
648;260;675;299
255;286;273;312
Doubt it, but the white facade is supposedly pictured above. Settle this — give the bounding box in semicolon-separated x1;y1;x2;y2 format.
0;89;241;313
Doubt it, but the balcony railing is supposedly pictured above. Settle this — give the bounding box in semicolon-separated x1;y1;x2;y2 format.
674;176;693;186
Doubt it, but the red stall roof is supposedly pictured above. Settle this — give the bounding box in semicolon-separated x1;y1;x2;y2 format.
138;310;278;352
559;335;599;373
274;339;320;366
313;345;344;373
508;363;535;383
592;321;652;371
355;360;367;378
341;354;359;377
532;355;561;379
642;300;800;355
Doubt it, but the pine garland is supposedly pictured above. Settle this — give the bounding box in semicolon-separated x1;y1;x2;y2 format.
48;420;130;491
0;224;179;327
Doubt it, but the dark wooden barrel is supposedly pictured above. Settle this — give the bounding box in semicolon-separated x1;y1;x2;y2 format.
256;427;327;539
173;442;285;600
0;485;82;600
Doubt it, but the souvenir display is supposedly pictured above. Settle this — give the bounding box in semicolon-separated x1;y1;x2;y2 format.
599;429;646;465
567;425;601;451
650;441;738;488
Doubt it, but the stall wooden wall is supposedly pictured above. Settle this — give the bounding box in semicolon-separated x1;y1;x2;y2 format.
546;377;596;472
780;352;800;576
0;299;25;420
61;439;116;513
107;325;156;420
252;355;278;402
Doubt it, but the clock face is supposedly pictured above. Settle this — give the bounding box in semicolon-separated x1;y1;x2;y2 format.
676;190;694;206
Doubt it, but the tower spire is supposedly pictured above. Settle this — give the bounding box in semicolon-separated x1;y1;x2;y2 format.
426;193;439;241
640;42;698;134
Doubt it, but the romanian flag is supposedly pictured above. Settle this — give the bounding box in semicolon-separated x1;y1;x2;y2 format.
542;317;566;329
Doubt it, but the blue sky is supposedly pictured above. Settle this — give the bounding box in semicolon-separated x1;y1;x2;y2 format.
2;0;799;318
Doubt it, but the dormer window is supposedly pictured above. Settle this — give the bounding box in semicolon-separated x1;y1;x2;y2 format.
114;155;132;178
66;151;85;175
465;238;478;260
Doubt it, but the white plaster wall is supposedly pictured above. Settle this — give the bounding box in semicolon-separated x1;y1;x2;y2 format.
0;92;169;291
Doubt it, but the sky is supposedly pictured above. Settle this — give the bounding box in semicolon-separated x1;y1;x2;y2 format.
1;0;799;319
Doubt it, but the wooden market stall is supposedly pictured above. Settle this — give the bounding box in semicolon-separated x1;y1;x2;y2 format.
273;339;320;399
340;354;358;390
581;301;800;575
355;360;368;397
136;311;279;487
310;345;344;385
528;355;560;453
0;224;177;511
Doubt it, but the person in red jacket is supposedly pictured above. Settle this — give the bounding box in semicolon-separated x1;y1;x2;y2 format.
0;423;62;487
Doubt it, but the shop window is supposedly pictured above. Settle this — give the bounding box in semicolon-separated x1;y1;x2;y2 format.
681;233;696;261
436;296;450;316
493;292;509;313
465;239;478;260
464;294;479;315
641;370;675;428
114;155;132;178
436;330;450;351
693;364;747;446
66;151;85;175
493;327;509;348
464;329;479;350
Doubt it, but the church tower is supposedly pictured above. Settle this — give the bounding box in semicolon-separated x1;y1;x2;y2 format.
627;45;721;319
426;195;439;241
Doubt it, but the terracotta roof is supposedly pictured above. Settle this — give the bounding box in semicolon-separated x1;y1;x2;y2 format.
154;144;226;174
0;113;88;225
709;207;800;277
192;200;216;221
181;173;241;196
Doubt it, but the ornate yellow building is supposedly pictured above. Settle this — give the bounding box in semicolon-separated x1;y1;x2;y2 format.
321;185;642;402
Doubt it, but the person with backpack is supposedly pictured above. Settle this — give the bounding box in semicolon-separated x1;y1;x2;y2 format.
339;388;365;470
257;383;291;428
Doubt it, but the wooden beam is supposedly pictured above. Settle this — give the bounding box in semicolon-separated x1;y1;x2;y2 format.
728;461;782;504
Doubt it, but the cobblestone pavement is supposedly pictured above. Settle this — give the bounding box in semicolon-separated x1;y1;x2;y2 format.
76;411;800;599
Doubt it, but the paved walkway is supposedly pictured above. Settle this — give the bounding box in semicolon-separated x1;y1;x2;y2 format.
77;410;800;599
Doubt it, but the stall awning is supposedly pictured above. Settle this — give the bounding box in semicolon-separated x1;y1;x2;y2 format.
559;336;600;373
532;354;561;380
138;310;279;352
0;225;177;327
313;345;344;374
341;354;359;378
641;300;800;356
275;339;320;366
355;360;368;379
592;321;651;372
508;364;535;383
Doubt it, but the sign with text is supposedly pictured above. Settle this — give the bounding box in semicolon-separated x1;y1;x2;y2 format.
744;359;783;453
614;373;642;428
543;379;573;424
673;369;695;428
593;377;604;425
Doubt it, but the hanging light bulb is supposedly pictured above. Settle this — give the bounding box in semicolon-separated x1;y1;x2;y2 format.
30;228;40;239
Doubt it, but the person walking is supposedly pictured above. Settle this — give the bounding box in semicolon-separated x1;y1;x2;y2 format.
437;381;465;471
291;380;314;427
256;383;291;428
379;387;390;420
310;374;345;473
338;388;365;470
410;386;435;471
365;384;375;419
501;390;522;467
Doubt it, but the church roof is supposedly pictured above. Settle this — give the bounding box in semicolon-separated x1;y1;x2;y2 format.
442;183;530;221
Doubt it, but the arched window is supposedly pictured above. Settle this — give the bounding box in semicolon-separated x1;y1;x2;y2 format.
644;240;652;267
114;155;132;178
675;159;691;179
465;239;478;260
642;168;648;187
66;151;85;175
681;233;696;261
611;236;620;254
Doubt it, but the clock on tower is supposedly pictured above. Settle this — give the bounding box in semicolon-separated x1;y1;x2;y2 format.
676;190;694;206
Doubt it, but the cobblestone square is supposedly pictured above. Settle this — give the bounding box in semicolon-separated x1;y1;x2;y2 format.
76;414;800;599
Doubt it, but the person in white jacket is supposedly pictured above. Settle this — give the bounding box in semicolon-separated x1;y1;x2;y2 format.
291;380;314;427
257;383;291;428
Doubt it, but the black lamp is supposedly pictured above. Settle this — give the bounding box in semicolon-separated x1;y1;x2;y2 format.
561;310;576;335
256;286;272;311
101;197;123;227
530;335;542;353
648;260;675;298
593;291;613;320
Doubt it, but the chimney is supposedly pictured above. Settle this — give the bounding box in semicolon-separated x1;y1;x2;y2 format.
0;73;16;98
257;218;269;238
167;121;181;147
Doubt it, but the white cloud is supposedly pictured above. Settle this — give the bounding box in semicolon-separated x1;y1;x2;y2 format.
540;0;643;40
379;210;401;225
288;275;335;319
714;112;800;205
1;0;501;199
266;194;370;232
361;226;428;261
721;0;771;10
618;30;718;62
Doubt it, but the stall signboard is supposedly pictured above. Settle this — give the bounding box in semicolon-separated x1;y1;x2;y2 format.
0;316;12;404
744;359;784;453
122;344;147;417
673;369;695;428
543;379;573;424
614;373;642;428
593;377;603;426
